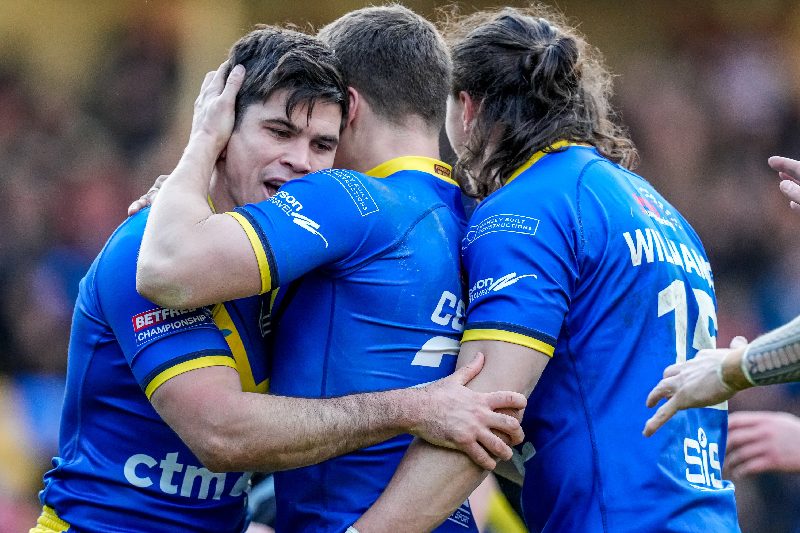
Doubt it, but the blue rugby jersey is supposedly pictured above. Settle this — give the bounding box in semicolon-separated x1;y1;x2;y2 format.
230;156;478;532
461;143;739;533
38;207;270;533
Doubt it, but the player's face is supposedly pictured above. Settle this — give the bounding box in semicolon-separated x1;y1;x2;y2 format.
445;94;469;157
222;89;341;204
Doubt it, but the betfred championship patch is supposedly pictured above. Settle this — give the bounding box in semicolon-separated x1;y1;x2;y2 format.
132;307;213;346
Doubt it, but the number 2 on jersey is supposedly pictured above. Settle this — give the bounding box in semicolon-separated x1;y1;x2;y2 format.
658;280;716;364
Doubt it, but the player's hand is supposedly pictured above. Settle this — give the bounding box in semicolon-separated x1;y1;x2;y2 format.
643;336;748;437
412;352;527;471
128;174;169;216
187;62;245;158
768;156;800;213
726;411;800;477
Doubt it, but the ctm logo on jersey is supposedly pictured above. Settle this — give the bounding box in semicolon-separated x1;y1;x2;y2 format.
124;451;252;501
270;190;329;248
469;272;537;301
684;427;724;489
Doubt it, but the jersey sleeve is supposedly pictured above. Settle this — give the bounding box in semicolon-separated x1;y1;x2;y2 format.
461;183;586;356
94;216;236;399
226;170;374;292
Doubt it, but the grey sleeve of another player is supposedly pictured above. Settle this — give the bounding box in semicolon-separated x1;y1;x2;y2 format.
742;315;800;386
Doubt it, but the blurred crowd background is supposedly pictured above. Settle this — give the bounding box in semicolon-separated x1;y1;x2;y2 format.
1;1;800;531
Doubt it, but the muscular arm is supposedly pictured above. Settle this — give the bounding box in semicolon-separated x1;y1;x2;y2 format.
137;64;264;309
151;352;527;473
353;340;548;533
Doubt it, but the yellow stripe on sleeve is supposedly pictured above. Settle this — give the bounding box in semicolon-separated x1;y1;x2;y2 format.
462;329;555;356
144;355;237;399
31;506;71;533
225;211;272;294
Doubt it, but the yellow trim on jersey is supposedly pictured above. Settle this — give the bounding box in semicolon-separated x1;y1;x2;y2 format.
487;490;528;533
212;303;268;393
31;506;70;533
225;211;272;294
144;355;237;399
366;156;457;186
269;287;280;312
505;140;586;186
462;329;555;356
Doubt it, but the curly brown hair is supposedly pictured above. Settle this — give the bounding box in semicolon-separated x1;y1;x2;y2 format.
441;5;638;199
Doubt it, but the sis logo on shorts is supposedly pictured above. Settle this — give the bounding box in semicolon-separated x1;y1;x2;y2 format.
132;307;213;346
684;427;724;489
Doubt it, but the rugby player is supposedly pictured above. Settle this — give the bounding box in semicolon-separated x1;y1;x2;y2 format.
32;27;524;533
352;7;740;532
137;6;513;532
643;155;800;434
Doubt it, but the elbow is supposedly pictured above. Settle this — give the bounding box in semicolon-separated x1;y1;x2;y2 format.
192;435;239;473
136;256;195;309
188;418;247;473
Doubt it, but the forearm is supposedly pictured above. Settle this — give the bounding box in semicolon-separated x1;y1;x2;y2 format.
356;439;488;532
138;142;218;306
738;315;800;386
211;387;423;472
355;341;547;532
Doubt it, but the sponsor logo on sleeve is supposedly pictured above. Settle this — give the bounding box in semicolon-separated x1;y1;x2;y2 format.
269;190;329;247
329;169;380;216
462;213;539;251
684;427;725;490
132;307;213;346
469;272;538;301
633;187;681;230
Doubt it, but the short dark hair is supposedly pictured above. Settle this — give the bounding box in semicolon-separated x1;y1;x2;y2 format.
444;6;638;199
318;5;451;131
225;25;348;130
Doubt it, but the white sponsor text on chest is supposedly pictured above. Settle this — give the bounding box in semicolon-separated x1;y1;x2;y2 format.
463;213;539;249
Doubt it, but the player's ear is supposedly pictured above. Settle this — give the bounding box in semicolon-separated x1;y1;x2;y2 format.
459;90;476;134
345;86;359;128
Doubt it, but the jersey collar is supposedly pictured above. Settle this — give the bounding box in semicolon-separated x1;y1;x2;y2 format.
365;156;457;186
505;140;587;186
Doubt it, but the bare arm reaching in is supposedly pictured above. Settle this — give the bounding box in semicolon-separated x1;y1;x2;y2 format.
152;352;526;473
645;313;800;436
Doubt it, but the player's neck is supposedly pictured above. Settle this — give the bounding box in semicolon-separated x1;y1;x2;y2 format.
347;119;441;173
208;172;234;213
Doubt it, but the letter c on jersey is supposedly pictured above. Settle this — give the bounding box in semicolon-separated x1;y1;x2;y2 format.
431;290;465;332
124;453;157;488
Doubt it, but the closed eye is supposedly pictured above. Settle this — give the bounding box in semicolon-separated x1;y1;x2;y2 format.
267;127;292;139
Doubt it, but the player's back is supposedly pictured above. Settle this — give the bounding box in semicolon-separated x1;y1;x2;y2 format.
463;145;738;532
267;160;474;532
38;209;268;533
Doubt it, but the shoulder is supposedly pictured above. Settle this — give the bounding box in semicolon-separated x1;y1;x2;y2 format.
93;208;151;285
101;208;149;261
279;168;383;219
